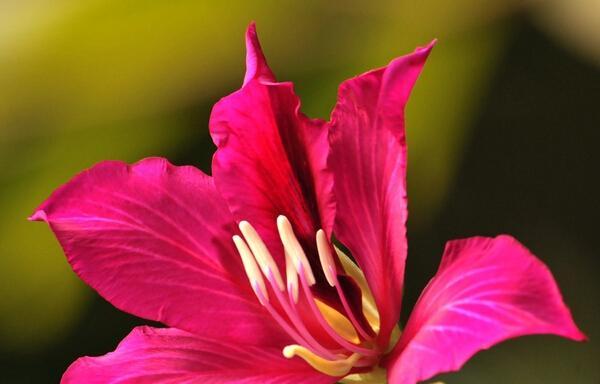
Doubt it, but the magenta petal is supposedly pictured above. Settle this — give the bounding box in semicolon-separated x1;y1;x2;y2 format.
385;235;586;384
31;158;287;346
210;28;335;271
63;326;337;384
243;22;276;86
328;41;435;345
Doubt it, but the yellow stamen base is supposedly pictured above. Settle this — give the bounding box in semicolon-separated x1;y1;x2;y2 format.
283;345;361;377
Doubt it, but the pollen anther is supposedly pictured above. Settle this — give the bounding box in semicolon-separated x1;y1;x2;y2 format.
277;215;316;285
285;251;300;303
239;221;285;291
316;229;337;287
232;235;269;305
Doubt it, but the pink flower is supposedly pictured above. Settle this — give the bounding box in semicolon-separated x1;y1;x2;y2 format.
31;23;585;384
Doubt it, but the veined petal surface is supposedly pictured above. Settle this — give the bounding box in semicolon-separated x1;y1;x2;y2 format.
31;158;287;346
328;41;435;345
386;235;586;384
63;326;337;384
210;24;335;276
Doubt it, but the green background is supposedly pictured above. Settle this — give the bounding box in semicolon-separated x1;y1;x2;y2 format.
0;1;598;383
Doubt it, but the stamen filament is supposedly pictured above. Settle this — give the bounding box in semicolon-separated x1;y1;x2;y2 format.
334;283;375;341
258;291;316;349
297;263;378;357
234;235;309;349
317;230;375;340
237;222;339;360
335;247;380;333
232;215;384;378
266;269;339;360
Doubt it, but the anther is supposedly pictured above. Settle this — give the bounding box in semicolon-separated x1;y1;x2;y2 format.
239;221;285;291
285;250;299;303
277;215;316;285
232;235;269;305
316;229;337;287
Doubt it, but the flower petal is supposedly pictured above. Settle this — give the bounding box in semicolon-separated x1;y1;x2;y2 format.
385;235;586;384
243;22;276;86
63;326;338;384
328;41;435;345
210;25;335;279
30;158;287;346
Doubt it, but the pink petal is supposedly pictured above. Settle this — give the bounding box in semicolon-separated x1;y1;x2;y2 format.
63;326;337;384
385;235;586;384
31;158;287;346
243;22;276;86
328;41;435;345
210;25;335;277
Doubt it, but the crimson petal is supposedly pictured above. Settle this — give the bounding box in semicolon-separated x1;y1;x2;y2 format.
31;158;287;346
328;41;435;345
385;235;586;384
63;326;337;384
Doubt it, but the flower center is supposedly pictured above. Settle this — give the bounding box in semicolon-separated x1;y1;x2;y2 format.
232;215;382;377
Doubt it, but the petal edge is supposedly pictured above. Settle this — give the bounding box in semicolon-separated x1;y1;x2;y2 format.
385;235;586;384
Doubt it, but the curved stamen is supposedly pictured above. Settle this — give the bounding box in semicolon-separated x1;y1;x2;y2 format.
278;216;376;355
257;289;315;348
232;235;269;305
234;235;309;346
316;229;337;287
335;247;381;333
239;220;285;291
283;345;361;377
269;273;340;360
316;230;375;341
277;216;315;285
296;262;378;357
237;223;339;360
233;215;383;377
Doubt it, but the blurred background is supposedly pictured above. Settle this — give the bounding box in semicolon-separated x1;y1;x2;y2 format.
1;1;598;383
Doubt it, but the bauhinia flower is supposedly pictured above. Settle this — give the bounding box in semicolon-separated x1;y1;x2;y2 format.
31;23;585;384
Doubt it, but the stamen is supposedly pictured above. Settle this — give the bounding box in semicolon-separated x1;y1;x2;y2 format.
237;222;338;360
232;235;269;305
232;215;385;378
285;250;299;303
239;221;285;291
277;215;316;285
297;262;378;357
335;247;380;333
269;274;340;360
316;229;337;287
283;345;361;377
318;230;375;340
259;291;316;349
